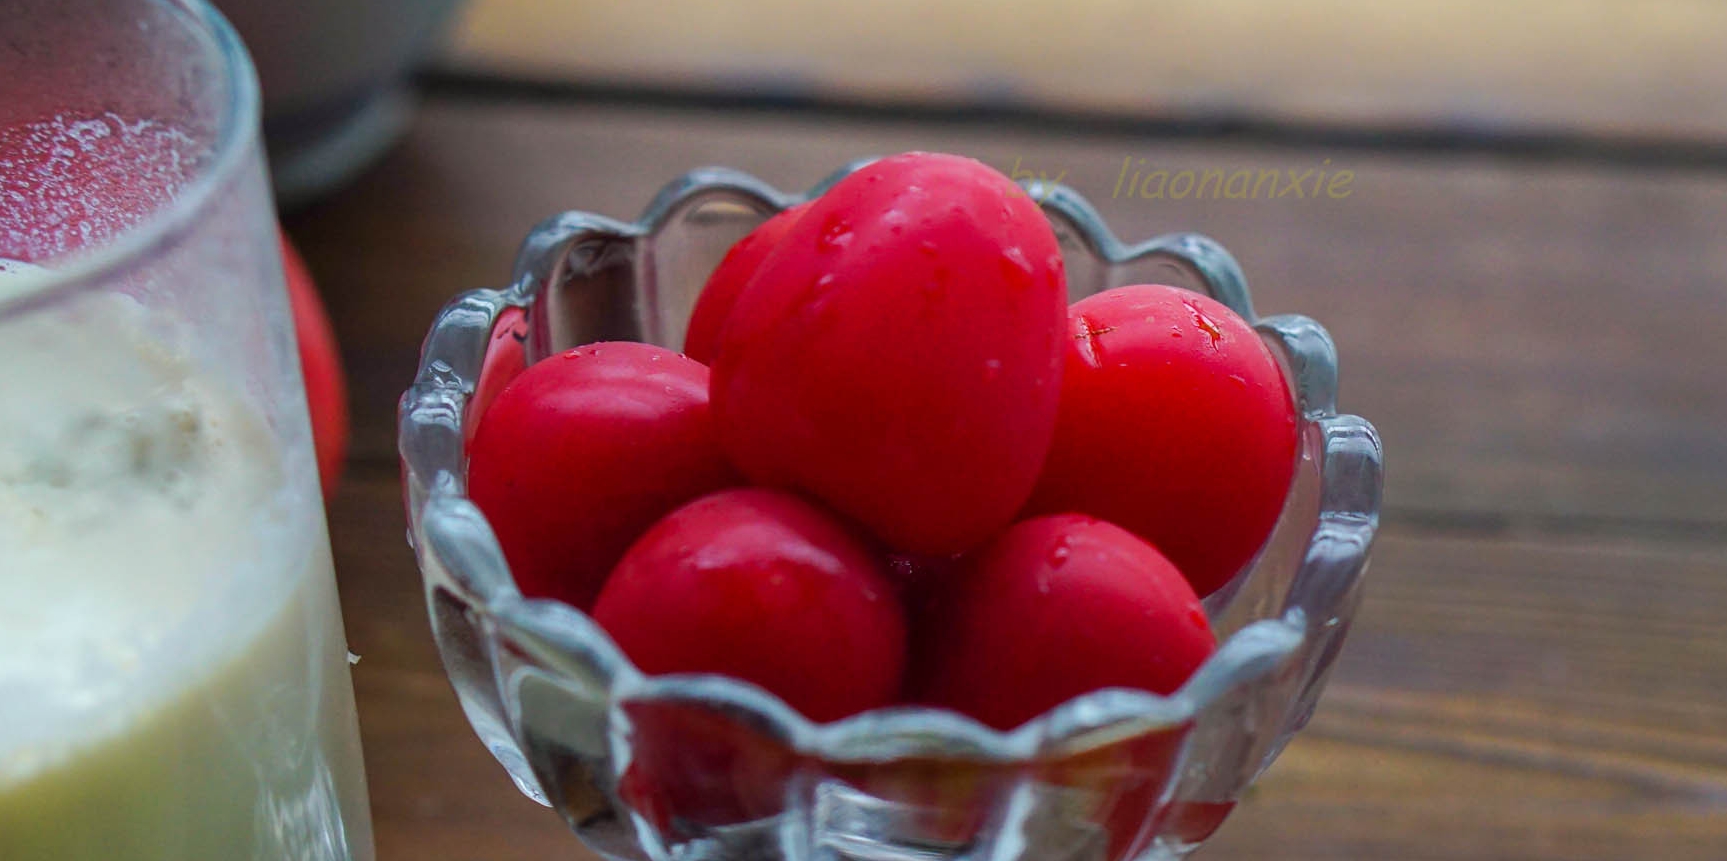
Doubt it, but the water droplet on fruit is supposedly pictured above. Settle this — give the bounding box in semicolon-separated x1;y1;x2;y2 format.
984;358;1002;381
1046;538;1071;568
1185;300;1225;348
999;246;1033;283
919;240;939;257
1229;373;1247;388
809;286;841;321
817;215;854;252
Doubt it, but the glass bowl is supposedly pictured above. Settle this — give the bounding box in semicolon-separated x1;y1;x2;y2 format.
398;163;1383;861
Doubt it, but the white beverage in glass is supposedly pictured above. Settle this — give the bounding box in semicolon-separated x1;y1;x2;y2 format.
0;1;375;858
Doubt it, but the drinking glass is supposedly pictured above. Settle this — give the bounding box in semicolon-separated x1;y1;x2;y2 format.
0;1;374;858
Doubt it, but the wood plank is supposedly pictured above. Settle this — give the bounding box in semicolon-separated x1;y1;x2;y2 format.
327;475;1727;861
327;470;579;861
1212;728;1727;861
1333;532;1727;734
440;0;1727;142
287;96;1727;527
1201;531;1727;861
1215;531;1727;860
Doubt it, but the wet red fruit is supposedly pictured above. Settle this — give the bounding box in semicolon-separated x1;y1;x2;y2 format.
684;202;809;365
712;152;1067;555
1027;285;1297;597
465;306;529;443
593;488;907;723
467;342;736;610
279;232;349;500
910;514;1216;730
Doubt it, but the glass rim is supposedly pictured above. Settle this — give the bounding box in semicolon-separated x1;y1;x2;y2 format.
0;0;263;318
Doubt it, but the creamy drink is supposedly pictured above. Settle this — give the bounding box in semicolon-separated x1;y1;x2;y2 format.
0;261;374;859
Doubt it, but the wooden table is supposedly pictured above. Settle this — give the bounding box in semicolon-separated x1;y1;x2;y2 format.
284;85;1727;861
445;0;1727;141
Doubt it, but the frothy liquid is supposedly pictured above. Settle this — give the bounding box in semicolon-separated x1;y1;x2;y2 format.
0;262;373;860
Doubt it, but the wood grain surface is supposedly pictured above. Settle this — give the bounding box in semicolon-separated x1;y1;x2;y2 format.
441;0;1727;142
287;93;1727;860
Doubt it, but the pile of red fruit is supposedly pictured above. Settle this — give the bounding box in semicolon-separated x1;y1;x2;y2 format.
466;152;1298;730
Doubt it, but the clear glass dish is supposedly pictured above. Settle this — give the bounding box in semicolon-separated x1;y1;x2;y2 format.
398;163;1383;861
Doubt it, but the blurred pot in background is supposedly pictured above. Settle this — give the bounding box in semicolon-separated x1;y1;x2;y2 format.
215;0;464;209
